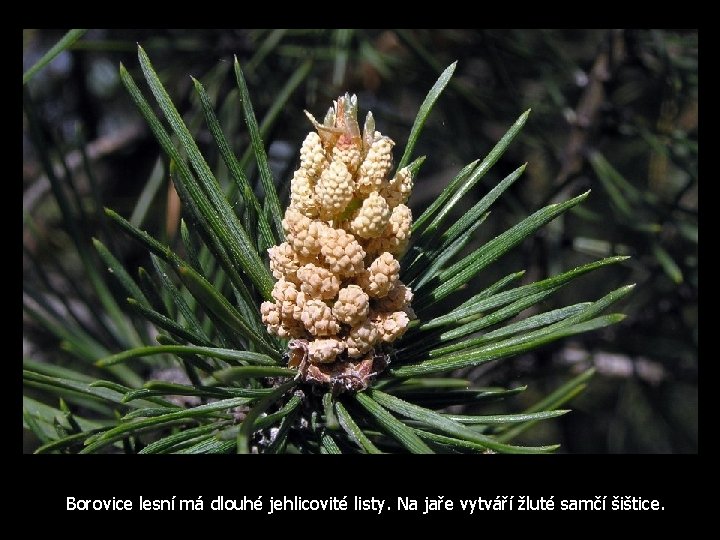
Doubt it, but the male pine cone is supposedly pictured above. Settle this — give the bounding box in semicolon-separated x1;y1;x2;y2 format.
260;94;414;390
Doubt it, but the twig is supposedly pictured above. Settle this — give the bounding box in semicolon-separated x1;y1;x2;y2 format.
547;30;627;206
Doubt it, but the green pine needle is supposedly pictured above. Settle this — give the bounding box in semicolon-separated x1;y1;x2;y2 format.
23;29;87;85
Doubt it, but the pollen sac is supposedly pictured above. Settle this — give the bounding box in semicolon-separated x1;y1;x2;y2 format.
356;252;400;298
289;168;320;218
283;208;326;258
375;281;414;312
268;242;297;281
260;301;281;330
316;159;354;220
356;134;395;195
382;167;413;208
301;299;340;337
262;94;416;391
332;285;370;326
270;282;310;335
296;264;340;300
387;204;412;243
299;131;328;179
307;337;344;364
349;191;392;239
333;137;363;174
271;279;300;317
267;242;317;284
345;319;379;358
319;227;365;278
261;301;304;338
372;310;410;343
365;203;412;257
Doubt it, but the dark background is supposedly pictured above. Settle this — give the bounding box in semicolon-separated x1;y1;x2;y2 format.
23;29;698;453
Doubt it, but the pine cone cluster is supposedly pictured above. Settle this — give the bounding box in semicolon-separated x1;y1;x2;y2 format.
261;94;415;390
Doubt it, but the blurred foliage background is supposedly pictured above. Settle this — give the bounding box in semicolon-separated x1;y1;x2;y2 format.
23;29;697;453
